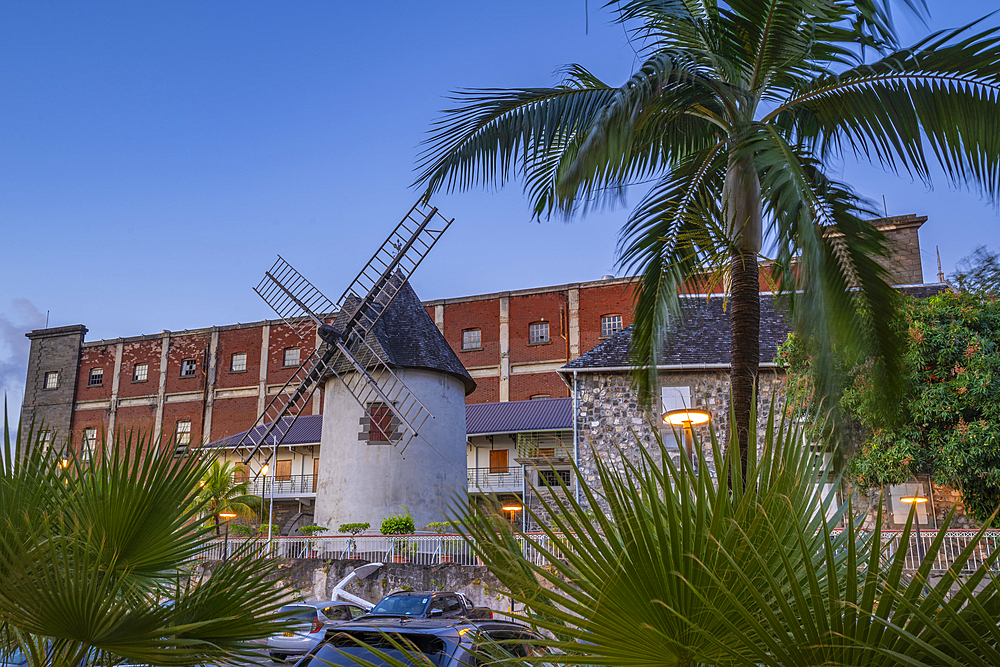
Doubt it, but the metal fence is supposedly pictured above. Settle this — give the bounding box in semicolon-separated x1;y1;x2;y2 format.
239;474;316;496
467;466;523;492
201;530;1000;574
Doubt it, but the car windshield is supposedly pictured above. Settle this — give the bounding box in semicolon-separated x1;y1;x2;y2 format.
299;632;450;667
369;596;428;616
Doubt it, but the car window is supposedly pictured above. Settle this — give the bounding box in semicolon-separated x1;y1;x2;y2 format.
349;606;366;619
442;596;463;616
300;632;449;667
279;605;318;621
323;606;353;621
370;596;428;616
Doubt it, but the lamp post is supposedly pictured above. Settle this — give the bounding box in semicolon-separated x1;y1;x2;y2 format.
259;463;269;539
899;495;929;565
502;503;523;525
663;408;712;469
219;511;237;561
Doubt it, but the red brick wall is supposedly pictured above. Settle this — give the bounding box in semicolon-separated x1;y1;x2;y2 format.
211;396;259;440
444;299;499;369
509;291;568;364
267;324;315;384
216;328;262;390
114;404;159;436
77;346;114;401
510;372;569;402
164;333;210;395
466;376;499;404
162;402;204;455
578;283;636;355
118;340;161;399
72;408;108;450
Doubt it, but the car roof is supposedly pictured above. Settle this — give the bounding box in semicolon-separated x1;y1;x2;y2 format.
324;617;531;635
384;591;454;598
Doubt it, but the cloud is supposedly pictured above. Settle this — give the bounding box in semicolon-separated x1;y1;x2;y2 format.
0;299;46;432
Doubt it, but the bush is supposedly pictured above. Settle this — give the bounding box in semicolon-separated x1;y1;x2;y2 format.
230;525;255;537
425;521;456;534
338;522;370;535
297;525;328;537
380;507;415;535
257;523;279;535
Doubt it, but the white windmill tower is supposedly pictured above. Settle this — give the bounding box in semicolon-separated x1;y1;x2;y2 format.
233;200;475;530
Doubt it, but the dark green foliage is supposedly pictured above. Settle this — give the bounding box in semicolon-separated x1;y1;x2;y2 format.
297;525;328;537
781;291;1000;525
952;245;1000;295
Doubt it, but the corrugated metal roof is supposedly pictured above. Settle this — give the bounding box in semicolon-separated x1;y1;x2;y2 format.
206;397;574;449
205;415;323;449
465;397;572;435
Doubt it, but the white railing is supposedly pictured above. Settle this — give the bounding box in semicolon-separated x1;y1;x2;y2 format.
239;474;316;497
468;466;523;492
200;530;1000;574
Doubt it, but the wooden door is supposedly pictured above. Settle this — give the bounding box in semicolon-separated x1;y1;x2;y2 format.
489;449;508;473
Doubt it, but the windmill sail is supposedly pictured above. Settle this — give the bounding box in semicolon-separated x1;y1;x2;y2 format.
234;199;451;467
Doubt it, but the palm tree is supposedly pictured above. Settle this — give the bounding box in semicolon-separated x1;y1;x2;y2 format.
0;414;292;667
194;460;261;536
456;403;1000;666
416;0;1000;478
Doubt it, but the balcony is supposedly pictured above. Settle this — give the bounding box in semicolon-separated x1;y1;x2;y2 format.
240;474;316;499
468;466;523;494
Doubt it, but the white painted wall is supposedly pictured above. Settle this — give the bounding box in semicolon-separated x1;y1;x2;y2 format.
314;368;468;531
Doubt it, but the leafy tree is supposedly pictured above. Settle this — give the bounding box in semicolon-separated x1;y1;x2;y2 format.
416;0;1000;480
780;291;1000;525
454;402;1000;666
951;245;1000;295
1;414;292;667
193;460;261;536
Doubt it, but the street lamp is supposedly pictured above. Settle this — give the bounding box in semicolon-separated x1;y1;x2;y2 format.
219;511;237;561
663;408;712;466
899;495;929;565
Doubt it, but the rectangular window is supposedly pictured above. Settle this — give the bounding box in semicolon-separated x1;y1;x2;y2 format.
538;469;571;487
173;421;191;457
44;371;59;390
180;359;197;377
40;431;53;455
88;368;103;386
489;449;508;473
529;394;551;400
275;459;292;481
601;314;623;338
283;348;300;367
82;428;97;460
461;329;481;350
367;403;394;442
133;363;148;382
231;353;247;372
528;321;549;344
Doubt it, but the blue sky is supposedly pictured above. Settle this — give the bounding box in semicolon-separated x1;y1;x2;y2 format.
2;1;999;430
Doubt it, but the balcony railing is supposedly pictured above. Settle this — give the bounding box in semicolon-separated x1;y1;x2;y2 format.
468;466;523;492
238;474;316;497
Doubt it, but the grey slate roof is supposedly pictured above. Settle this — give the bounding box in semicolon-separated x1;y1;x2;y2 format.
563;284;951;371
339;280;476;395
466;397;573;435
205;397;572;448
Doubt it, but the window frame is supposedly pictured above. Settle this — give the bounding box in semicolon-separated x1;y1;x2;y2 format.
528;321;550;345
43;371;59;390
132;363;148;383
366;403;395;443
230;352;248;373
538;469;572;487
282;347;301;368
174;420;192;458
461;328;482;351
82;428;97;460
600;314;623;338
180;359;197;378
88;368;104;387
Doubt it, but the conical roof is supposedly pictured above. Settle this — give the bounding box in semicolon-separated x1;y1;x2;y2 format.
338;280;476;395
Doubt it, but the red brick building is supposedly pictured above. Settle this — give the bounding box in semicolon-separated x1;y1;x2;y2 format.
20;214;927;456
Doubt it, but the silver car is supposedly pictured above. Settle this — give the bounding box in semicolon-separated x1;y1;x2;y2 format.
268;601;367;662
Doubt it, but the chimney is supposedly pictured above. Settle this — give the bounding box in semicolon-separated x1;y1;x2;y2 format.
871;214;926;285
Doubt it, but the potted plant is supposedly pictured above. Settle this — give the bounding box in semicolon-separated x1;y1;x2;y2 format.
380;507;415;563
339;522;370;559
426;521;461;563
297;524;328;558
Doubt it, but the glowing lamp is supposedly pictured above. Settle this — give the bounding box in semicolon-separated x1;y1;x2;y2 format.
60;458;70;469
261;463;269;477
899;496;928;504
662;408;711;426
502;505;523;512
218;511;238;519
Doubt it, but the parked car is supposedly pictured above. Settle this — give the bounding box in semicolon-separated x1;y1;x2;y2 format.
363;591;493;620
293;617;550;667
0;649;27;667
267;601;368;662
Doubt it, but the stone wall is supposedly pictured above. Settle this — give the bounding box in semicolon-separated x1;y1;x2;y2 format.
21;325;88;443
194;558;513;612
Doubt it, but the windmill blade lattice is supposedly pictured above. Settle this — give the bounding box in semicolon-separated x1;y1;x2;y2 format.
235;199;451;467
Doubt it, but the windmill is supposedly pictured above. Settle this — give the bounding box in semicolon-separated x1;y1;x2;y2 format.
232;200;454;475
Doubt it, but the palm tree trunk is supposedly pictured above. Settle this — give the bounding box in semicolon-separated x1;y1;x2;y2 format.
723;156;762;483
730;250;759;482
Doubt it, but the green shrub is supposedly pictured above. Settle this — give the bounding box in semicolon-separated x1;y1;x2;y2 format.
338;522;370;535
380;507;415;535
297;525;328;537
230;525;255;537
257;523;280;535
425;521;456;534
